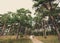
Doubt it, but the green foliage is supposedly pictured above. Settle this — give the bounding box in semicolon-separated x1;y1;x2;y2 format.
16;8;32;28
33;0;55;8
0;8;33;35
33;0;60;24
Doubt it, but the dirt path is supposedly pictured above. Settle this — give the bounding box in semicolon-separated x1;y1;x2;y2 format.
29;36;43;43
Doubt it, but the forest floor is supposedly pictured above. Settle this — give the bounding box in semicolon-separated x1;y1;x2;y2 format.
35;35;59;43
0;35;59;43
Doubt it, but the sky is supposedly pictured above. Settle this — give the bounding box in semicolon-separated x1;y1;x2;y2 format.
0;0;34;14
0;0;60;15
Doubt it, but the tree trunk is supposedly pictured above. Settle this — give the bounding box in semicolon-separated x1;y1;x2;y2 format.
56;28;60;41
2;24;5;35
50;16;60;41
42;20;47;38
44;28;47;38
11;23;15;35
25;27;27;35
16;28;19;39
16;23;20;39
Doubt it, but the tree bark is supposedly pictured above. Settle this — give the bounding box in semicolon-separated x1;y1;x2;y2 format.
16;23;20;39
2;24;5;35
16;28;19;39
42;20;47;38
50;16;60;41
25;27;27;35
55;27;60;41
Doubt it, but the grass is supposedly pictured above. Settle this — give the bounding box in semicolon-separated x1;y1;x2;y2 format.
36;35;59;43
0;38;32;43
0;36;32;43
0;35;59;43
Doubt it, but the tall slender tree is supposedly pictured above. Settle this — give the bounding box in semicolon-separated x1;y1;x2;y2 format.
16;8;31;39
33;0;60;40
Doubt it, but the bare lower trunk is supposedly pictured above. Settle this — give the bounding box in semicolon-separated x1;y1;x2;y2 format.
42;20;47;38
50;16;60;40
56;29;60;41
44;28;47;38
16;23;20;39
25;27;27;35
16;28;19;39
2;24;5;35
